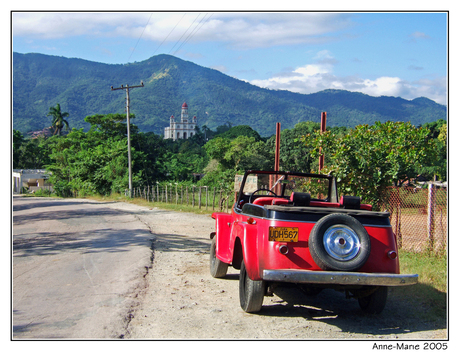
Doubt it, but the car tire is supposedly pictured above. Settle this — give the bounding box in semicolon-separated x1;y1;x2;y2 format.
358;286;388;314
309;213;371;271
239;260;265;313
210;236;228;278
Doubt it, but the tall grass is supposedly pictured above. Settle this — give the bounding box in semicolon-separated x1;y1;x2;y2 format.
396;250;447;320
399;250;447;292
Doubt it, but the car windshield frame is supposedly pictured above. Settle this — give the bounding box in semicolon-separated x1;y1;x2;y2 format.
236;170;338;206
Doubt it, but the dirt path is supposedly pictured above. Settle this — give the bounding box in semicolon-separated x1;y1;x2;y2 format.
107;202;447;340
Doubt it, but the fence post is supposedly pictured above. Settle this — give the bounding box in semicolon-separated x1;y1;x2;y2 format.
440;207;446;253
192;186;195;207
199;187;202;209
219;189;222;212
396;202;402;249
213;187;216;211
427;184;436;252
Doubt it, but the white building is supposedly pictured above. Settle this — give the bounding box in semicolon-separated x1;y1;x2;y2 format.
12;169;52;194
164;102;197;141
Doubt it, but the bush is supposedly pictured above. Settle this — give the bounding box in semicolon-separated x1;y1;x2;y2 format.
32;188;53;197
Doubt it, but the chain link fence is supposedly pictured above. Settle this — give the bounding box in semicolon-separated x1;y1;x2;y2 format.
131;183;447;255
383;185;447;254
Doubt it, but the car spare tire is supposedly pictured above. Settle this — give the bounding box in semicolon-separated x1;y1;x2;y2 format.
308;213;371;271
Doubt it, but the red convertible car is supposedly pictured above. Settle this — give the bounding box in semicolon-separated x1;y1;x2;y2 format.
209;170;418;313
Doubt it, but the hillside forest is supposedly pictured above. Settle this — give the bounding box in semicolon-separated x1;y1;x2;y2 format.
13;106;447;207
13;53;446;137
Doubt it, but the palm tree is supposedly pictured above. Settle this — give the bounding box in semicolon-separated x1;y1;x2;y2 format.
47;103;70;136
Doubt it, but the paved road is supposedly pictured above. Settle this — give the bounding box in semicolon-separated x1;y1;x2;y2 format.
12;196;153;339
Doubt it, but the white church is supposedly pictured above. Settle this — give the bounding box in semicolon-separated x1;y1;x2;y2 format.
164;102;197;141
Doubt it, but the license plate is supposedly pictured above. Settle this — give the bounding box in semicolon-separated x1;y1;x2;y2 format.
269;227;299;242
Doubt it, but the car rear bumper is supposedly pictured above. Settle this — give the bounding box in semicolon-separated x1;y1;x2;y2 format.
262;269;418;286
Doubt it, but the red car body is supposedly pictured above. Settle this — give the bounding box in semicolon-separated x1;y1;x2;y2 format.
210;170;417;313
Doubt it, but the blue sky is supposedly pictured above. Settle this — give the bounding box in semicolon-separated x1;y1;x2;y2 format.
12;10;448;104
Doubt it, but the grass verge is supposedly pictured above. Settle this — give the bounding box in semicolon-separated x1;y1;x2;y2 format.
84;193;220;216
395;250;447;321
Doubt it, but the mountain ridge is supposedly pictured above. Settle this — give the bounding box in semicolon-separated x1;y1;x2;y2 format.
12;52;446;137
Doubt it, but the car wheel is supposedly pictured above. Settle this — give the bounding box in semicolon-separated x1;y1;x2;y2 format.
239;260;265;313
309;213;371;271
358;286;388;314
210;236;228;278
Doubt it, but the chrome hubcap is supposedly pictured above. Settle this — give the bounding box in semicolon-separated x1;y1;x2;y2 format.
323;225;361;261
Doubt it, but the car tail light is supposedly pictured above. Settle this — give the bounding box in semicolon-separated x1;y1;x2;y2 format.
247;217;256;225
387;250;397;260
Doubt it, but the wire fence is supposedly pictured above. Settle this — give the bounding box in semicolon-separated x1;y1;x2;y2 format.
382;185;447;255
132;183;447;255
131;184;235;213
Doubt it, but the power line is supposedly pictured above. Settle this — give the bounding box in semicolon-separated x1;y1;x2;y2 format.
151;12;187;57
172;13;213;56
168;13;202;54
127;13;153;63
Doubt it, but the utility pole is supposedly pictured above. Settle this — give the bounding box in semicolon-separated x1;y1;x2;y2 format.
111;81;144;198
319;112;327;172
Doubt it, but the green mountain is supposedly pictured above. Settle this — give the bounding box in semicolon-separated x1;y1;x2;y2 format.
12;52;446;137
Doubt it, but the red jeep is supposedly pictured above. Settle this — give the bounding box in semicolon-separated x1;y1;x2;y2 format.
209;170;418;313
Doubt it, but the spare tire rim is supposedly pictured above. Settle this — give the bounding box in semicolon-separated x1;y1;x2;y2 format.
323;225;361;261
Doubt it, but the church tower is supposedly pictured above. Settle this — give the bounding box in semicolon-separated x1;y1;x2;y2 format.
164;102;197;141
181;102;189;123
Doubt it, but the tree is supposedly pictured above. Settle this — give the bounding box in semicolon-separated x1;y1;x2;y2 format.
418;122;447;182
219;125;262;141
204;135;272;173
13;130;24;168
44;113;148;196
85;113;138;139
266;121;320;172
304;121;437;207
47;103;70;136
13;130;52;169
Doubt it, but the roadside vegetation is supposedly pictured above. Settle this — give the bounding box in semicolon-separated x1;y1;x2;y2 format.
396;250;447;322
14;107;447;319
85;192;216;216
13;110;446;205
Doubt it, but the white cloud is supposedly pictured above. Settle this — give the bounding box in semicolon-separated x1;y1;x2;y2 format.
12;12;354;49
210;65;228;73
12;12;152;39
189;13;354;49
12;12;446;105
250;52;447;105
359;77;404;97
409;31;431;40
